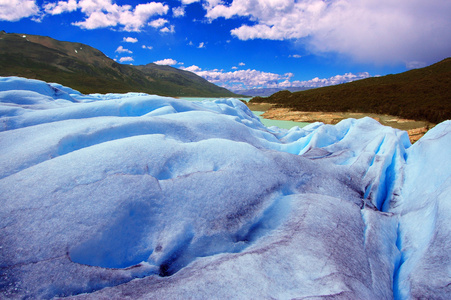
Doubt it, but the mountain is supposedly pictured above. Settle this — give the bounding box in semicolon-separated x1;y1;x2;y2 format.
0;31;237;97
251;58;451;124
233;86;311;97
133;63;237;97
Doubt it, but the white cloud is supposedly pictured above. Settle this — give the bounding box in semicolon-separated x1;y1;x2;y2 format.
290;54;302;58
280;80;293;88
198;42;205;48
142;45;153;50
119;56;134;63
44;0;77;15
115;46;132;53
205;0;451;66
0;0;40;21
148;18;168;28
181;65;370;89
238;62;245;66
172;6;185;17
120;2;170;32
70;0;169;32
154;58;177;65
123;37;138;43
183;65;202;72
291;72;371;88
160;25;175;33
181;0;200;4
181;66;291;89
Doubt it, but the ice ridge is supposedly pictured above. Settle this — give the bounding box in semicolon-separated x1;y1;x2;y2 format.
0;77;449;299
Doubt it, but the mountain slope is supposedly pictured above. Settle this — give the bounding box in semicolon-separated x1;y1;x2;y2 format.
251;58;451;123
134;63;235;97
0;31;237;97
233;87;311;97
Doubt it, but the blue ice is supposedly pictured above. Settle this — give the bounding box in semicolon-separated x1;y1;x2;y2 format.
0;77;449;299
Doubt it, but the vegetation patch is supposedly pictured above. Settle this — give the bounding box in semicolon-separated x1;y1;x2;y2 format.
251;58;451;124
0;31;238;97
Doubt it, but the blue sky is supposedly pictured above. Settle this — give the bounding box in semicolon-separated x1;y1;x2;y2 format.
1;0;450;91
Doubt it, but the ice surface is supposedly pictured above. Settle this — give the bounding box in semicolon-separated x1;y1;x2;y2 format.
0;77;449;299
391;121;451;299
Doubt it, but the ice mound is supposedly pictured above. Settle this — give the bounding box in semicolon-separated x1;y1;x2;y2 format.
0;77;449;299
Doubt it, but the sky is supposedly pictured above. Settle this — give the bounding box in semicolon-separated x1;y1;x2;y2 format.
1;0;450;91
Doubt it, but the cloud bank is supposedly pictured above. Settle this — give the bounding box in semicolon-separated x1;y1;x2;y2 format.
181;66;289;89
205;0;451;67
4;1;171;32
41;0;169;31
291;72;371;88
181;65;370;90
74;1;169;31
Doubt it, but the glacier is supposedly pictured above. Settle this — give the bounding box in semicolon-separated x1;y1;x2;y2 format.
0;76;450;299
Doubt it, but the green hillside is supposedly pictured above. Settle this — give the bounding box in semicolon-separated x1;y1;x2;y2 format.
251;58;451;123
0;31;237;97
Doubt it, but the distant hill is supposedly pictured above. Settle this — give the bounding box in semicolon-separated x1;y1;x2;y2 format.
234;87;311;97
251;58;451;124
0;31;237;97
